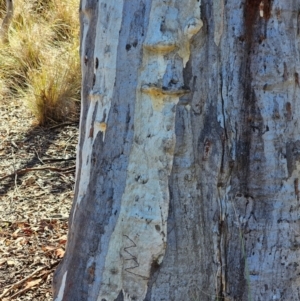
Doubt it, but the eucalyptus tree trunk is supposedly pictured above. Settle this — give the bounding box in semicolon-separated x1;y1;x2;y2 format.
53;0;300;300
0;0;13;43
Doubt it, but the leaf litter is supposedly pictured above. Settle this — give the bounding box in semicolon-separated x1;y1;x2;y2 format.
0;98;79;300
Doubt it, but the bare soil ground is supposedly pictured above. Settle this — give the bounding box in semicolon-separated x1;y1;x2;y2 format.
0;98;79;300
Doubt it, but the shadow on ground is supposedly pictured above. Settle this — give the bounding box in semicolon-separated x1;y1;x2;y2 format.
0;121;79;197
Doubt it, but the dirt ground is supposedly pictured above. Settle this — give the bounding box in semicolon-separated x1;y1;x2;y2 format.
0;98;79;300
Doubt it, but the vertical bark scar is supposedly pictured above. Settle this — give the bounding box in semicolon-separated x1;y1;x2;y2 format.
213;0;224;46
244;0;273;42
98;2;203;300
220;72;228;175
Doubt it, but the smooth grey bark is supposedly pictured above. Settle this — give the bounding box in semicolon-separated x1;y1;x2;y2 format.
53;0;300;300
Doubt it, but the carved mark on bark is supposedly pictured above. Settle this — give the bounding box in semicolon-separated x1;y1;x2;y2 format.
123;235;148;280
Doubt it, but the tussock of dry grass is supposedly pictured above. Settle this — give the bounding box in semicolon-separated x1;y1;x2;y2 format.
0;0;80;125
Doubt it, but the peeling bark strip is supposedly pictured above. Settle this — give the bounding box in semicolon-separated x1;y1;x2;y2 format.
98;2;203;300
73;0;124;216
213;0;224;46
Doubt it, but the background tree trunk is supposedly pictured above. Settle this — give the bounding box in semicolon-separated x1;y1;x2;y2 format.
0;0;13;43
53;0;300;300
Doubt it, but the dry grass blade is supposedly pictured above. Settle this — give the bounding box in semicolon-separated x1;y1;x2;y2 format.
0;0;80;126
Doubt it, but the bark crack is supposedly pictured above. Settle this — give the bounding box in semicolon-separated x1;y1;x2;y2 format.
217;188;228;301
220;71;228;175
217;67;229;297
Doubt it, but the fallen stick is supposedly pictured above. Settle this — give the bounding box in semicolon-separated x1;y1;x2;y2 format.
42;157;76;162
0;266;45;299
48;122;78;130
0;165;76;181
0;262;60;299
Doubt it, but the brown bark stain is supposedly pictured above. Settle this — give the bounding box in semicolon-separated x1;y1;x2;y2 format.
244;0;273;42
297;11;300;36
227;2;274;299
285;102;292;121
237;0;273;193
294;178;299;201
93;73;96;87
261;0;272;20
89;126;94;138
283;62;288;81
294;72;299;87
202;139;212;161
87;262;96;284
258;35;266;44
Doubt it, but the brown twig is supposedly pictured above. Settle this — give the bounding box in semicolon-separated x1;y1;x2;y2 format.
41;215;69;221
9;285;34;299
1;264;58;299
0;266;45;299
0;165;76;181
9;270;54;299
42;157;76;162
48;122;78;130
33;147;45;165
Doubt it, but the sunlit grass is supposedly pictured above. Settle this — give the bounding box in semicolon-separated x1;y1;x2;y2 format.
24;47;80;124
0;0;80;125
